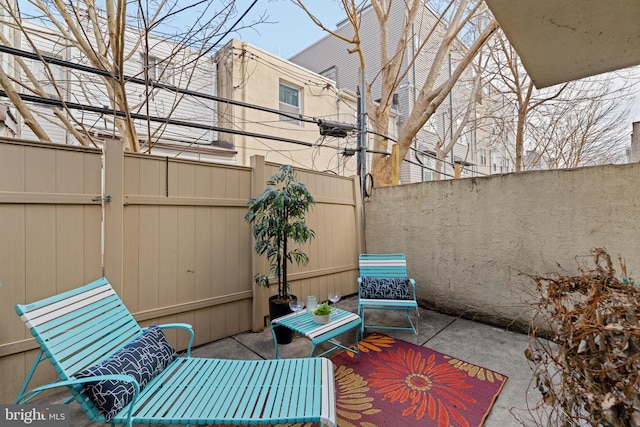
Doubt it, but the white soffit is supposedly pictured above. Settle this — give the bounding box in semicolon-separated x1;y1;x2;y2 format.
485;0;640;88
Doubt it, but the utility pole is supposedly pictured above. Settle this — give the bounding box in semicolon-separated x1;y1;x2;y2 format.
358;68;367;204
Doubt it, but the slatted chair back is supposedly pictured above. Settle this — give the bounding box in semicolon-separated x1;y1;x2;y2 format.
357;253;419;336
15;277;141;420
359;253;410;278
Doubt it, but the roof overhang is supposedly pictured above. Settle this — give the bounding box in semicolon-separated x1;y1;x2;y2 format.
485;0;640;88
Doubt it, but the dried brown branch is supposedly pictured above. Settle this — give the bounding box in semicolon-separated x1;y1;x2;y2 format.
526;248;640;426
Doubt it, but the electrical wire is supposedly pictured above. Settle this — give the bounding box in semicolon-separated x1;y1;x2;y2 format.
179;0;261;68
0;44;319;125
1;38;397;173
362;173;373;198
404;156;456;179
0;41;379;149
410;145;488;176
0;89;319;148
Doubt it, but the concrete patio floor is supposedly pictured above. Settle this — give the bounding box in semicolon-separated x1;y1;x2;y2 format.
38;295;542;426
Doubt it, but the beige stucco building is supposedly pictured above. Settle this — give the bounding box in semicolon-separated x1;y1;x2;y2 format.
216;39;363;176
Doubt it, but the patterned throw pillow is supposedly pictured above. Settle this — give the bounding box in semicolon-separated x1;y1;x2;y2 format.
74;324;177;422
360;277;412;300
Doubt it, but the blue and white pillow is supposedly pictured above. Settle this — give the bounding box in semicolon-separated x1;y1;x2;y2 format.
74;324;177;422
360;277;412;300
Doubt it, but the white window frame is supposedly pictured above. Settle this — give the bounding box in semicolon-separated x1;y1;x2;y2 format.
501;157;511;173
31;53;65;99
279;82;302;126
417;151;435;181
425;115;438;134
457;119;468;146
141;53;174;85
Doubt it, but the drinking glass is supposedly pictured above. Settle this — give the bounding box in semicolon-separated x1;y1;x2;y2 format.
289;300;305;324
306;295;318;314
289;300;305;313
328;291;342;308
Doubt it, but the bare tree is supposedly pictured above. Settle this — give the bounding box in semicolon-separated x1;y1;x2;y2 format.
0;0;263;152
525;76;634;169
484;30;567;172
484;30;637;171
293;0;498;186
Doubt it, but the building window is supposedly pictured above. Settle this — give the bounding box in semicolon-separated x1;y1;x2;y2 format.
279;82;301;125
457;120;468;146
417;151;435;181
425;116;437;134
141;54;174;85
31;54;64;99
501;157;511;173
480;148;487;166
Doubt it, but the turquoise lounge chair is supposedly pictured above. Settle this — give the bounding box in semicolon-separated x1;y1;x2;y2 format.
15;277;336;426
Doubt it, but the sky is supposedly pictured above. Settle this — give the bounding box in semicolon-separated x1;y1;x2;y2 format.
226;1;640;125
17;0;640;123
227;0;347;59
20;0;345;60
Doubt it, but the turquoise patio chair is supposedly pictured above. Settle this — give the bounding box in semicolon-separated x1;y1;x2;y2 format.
357;253;419;335
15;277;336;427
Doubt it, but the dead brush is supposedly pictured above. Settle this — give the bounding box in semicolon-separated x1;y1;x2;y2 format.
526;248;640;426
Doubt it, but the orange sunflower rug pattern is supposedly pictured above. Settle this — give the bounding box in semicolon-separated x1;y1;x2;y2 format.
209;334;507;427
331;333;508;427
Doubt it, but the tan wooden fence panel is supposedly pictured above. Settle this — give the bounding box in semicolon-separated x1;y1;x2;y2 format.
0;139;103;404
0;139;363;404
254;163;363;327
120;151;255;349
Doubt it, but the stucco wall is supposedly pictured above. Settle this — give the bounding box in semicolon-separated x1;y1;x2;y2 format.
217;39;360;174
364;163;640;331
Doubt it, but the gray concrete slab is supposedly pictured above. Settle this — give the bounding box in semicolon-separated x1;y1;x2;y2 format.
424;317;538;426
31;295;542;426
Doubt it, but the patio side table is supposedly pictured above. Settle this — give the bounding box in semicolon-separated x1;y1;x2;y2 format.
271;307;361;359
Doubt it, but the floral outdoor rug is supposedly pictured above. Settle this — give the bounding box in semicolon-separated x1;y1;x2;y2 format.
209;333;507;427
330;333;508;427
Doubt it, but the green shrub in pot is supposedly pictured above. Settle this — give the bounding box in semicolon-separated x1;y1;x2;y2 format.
313;302;333;316
245;165;315;343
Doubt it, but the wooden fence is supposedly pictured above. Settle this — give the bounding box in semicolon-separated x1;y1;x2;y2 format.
0;138;363;403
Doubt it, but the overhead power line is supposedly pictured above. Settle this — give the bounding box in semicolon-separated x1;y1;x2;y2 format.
0;43;404;158
0;44;318;124
0;89;314;147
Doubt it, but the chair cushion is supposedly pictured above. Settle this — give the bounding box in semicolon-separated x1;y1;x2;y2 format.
360;277;412;300
74;324;177;422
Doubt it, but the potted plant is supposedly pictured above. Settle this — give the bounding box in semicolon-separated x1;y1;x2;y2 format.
313;302;333;324
245;165;315;344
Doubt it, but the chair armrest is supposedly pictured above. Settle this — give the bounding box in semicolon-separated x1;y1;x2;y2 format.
145;323;195;357
16;375;140;404
408;278;416;299
152;322;193;331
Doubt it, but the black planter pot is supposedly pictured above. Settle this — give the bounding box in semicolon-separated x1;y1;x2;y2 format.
269;294;296;344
